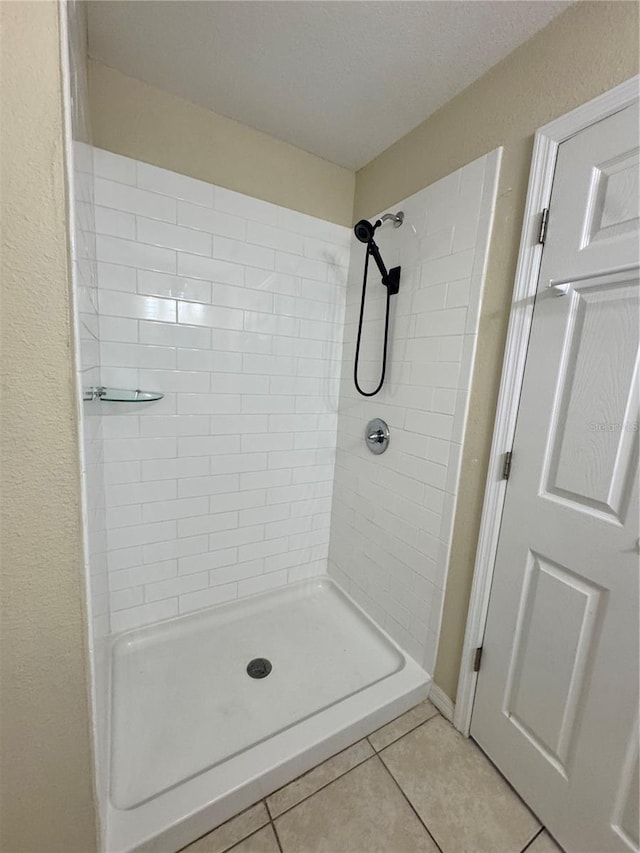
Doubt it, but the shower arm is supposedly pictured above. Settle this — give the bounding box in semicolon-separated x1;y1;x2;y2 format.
367;238;401;295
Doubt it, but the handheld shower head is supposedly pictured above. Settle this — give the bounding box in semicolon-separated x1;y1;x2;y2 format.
353;213;403;398
354;219;377;243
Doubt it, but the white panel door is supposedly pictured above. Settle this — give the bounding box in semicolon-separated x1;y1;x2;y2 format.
472;101;639;853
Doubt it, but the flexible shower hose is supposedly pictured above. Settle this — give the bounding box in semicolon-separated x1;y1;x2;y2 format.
353;244;392;397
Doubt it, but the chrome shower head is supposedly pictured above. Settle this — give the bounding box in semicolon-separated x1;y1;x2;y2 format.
354;212;404;243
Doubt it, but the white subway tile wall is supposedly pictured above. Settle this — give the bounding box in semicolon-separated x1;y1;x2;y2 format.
327;151;501;673
73;142;499;676
88;150;350;632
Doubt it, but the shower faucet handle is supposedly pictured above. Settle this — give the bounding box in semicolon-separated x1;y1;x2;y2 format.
365;418;390;455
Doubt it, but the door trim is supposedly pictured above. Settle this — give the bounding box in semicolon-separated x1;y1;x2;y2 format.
454;74;640;737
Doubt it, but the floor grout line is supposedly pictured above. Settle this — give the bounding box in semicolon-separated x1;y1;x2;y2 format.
185;707;556;853
520;826;545;853
269;810;284;853
265;796;274;822
367;708;441;753
215;818;269;853
378;752;445;853
265;752;445;853
180;801;268;853
265;747;375;821
221;818;276;853
210;711;444;851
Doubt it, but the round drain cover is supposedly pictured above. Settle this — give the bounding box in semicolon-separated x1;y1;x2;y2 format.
246;658;272;679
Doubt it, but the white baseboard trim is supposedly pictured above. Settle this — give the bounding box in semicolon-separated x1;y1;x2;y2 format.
428;683;455;724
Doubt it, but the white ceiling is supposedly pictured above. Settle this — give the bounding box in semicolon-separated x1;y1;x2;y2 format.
87;1;571;171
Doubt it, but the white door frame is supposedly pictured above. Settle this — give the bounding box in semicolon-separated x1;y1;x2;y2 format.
453;75;640;737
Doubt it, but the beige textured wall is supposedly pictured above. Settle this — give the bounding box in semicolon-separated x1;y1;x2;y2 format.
355;0;639;701
88;61;355;227
0;3;98;851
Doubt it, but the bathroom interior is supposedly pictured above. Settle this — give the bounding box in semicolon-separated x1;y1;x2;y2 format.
2;2;639;853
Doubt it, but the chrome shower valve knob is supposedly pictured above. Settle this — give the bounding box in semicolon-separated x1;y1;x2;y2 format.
365;418;390;454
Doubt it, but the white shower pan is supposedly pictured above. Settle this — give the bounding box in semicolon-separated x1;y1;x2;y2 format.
106;577;430;853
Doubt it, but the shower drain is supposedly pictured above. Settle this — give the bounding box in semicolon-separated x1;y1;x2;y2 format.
246;658;272;679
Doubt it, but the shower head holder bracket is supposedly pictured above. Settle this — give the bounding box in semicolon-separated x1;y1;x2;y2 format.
367;240;401;295
384;265;401;295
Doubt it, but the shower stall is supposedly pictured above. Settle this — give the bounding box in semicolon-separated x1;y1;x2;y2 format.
63;8;500;851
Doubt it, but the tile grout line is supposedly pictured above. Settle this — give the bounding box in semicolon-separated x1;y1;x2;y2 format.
258;748;445;853
264;746;374;822
378;714;548;853
218;815;277;853
366;708;441;754
210;799;274;853
182;709;549;853
519;826;545;853
200;712;443;852
377;753;445;853
269;808;284;853
178;802;264;852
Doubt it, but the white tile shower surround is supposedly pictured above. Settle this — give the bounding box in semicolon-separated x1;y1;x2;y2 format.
68;145;502;853
328;150;501;673
106;578;429;853
85;148;351;632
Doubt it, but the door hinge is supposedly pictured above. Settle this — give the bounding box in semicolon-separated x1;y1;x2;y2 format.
473;646;483;672
502;450;513;480
538;207;549;245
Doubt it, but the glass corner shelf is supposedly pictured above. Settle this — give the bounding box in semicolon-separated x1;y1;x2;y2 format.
83;386;164;403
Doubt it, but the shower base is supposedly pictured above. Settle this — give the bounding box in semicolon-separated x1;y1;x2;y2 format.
106;577;430;853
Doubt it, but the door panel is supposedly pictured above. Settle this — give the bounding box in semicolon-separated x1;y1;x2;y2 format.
504;551;604;776
585;148;639;246
472;100;639;853
546;103;639;280
545;273;639;523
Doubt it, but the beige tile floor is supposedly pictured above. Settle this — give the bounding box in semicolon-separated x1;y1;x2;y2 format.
181;700;563;853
